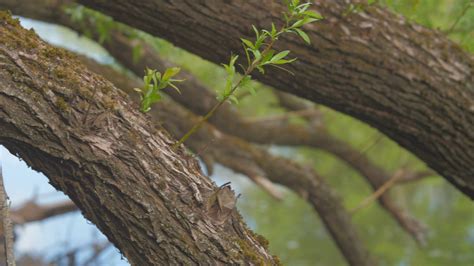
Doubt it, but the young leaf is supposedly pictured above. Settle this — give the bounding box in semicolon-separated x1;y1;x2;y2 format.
229;95;239;104
272;58;297;65
162;67;181;81
241;38;255;49
294;28;311;44
303;10;324;19
271;23;277;38
271;50;291;62
168;82;181;94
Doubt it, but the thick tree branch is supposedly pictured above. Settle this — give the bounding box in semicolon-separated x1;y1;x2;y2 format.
0;15;277;265
0;0;440;243
76;0;474;199
0;164;15;266
83;55;375;266
105;32;428;244
10;200;76;225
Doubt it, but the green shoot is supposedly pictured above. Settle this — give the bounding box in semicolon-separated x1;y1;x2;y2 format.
135;67;183;113
173;0;323;148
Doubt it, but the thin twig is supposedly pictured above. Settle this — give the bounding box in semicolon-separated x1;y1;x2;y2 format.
0;162;16;266
347;133;384;164
445;0;473;34
350;169;404;214
244;109;319;123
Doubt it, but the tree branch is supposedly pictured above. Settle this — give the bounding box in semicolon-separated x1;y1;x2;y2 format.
0;163;15;266
82;55;375;266
77;0;474;199
0;15;276;265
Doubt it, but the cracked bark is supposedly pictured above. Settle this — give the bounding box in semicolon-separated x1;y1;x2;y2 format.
76;0;474;199
1;0;428;248
0;16;277;265
82;56;375;266
101;31;428;244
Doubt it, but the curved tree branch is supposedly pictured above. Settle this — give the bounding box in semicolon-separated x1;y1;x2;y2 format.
82;55;375;266
76;0;474;199
0;15;277;265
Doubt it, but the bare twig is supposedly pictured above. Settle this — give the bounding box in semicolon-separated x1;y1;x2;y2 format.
0;162;16;266
351;169;404;214
244;109;319;123
445;0;473;34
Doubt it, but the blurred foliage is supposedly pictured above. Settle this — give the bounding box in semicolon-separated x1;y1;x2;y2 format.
137;1;474;265
379;0;474;52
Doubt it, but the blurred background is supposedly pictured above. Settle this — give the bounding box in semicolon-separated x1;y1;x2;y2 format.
1;0;473;265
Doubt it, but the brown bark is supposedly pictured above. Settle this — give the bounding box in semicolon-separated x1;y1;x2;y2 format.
76;0;474;199
100;30;427;244
0;2;379;264
83;56;375;266
0;14;277;265
10;200;77;225
1;0;429;248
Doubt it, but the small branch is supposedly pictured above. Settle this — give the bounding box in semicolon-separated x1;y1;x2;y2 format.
0;162;16;266
445;0;473;34
250;175;284;200
244;109;319;123
351;169;404;214
397;170;435;184
10;200;77;225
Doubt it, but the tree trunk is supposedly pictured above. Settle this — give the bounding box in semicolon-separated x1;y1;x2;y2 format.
0;14;277;265
77;0;474;199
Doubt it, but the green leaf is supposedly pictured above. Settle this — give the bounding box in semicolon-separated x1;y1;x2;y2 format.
255;32;268;49
272;58;297;65
162;67;181;81
261;49;275;65
302;17;319;25
229;95;239;104
241;38;255;49
296;2;311;13
230;54;239;66
243;44;252;65
168;82;181;94
271;23;277;38
294;28;311;44
271;50;291;62
251;49;262;62
252;25;260;38
291;19;305;28
303;10;324;19
240;75;252;88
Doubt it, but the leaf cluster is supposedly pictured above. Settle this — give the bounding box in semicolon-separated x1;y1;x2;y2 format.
283;0;324;44
217;0;323;104
135;68;183;113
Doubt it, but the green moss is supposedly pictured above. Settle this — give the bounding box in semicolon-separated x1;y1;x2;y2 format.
246;229;270;250
53;67;68;79
0;11;20;27
41;46;75;60
56;96;70;111
235;238;265;266
103;97;117;110
100;84;113;94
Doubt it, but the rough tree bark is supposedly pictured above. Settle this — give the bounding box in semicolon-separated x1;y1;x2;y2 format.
82;56;375;265
1;1;379;264
77;0;474;199
0;14;278;265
